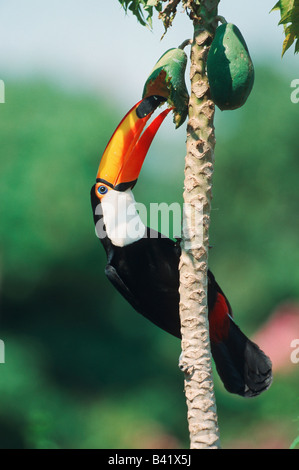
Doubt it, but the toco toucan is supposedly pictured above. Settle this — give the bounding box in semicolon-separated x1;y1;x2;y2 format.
90;96;272;397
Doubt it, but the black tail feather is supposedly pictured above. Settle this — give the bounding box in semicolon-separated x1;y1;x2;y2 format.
211;318;273;397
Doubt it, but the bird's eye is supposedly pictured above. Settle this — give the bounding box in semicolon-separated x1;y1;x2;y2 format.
98;185;108;195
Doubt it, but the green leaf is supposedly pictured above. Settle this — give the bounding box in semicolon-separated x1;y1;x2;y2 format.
279;9;293;24
279;6;299;24
117;0;163;28
270;1;281;12
282;25;296;55
271;0;299;55
280;0;295;16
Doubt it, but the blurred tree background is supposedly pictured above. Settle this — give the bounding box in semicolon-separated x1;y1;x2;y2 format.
0;65;298;449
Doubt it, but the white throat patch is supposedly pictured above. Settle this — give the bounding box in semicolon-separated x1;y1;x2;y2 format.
101;189;146;247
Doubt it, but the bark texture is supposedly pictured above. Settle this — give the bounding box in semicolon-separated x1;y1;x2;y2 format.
178;0;221;449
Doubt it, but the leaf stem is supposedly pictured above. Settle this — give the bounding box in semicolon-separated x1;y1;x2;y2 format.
178;38;192;50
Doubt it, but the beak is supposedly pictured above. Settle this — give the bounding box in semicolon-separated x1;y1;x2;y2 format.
96;95;171;190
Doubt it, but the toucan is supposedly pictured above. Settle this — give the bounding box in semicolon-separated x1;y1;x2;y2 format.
90;95;272;397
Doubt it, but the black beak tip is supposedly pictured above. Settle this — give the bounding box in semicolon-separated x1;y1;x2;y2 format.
136;95;167;119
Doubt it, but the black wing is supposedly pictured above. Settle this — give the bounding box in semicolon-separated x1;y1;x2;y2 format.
105;264;142;314
105;236;182;339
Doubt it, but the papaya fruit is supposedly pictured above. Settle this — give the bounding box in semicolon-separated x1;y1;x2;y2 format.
142;48;189;128
207;23;254;110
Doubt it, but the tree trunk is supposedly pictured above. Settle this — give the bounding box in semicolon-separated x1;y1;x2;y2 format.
178;0;221;449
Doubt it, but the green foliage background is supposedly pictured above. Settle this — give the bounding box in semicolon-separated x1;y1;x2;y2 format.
0;67;298;448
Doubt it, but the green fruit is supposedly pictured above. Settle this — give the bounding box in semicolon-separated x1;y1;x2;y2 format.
207;23;254;110
142;48;189;128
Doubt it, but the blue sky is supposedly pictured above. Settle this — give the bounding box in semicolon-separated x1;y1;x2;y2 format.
0;0;297;106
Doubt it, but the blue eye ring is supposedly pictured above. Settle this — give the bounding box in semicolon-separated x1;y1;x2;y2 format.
98;185;108;195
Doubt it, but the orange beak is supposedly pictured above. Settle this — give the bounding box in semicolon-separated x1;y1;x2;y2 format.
96;96;171;190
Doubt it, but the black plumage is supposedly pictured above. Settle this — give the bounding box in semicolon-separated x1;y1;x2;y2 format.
91;186;272;397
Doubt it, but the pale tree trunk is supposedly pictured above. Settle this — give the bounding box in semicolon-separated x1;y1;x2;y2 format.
178;0;221;449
